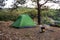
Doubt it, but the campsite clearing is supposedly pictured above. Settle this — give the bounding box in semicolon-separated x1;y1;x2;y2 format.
0;21;60;40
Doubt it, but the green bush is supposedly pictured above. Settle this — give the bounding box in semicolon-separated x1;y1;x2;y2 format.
0;9;19;21
24;9;37;19
0;8;37;21
0;13;18;21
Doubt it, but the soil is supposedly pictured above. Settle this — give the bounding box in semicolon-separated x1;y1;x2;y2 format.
0;21;60;40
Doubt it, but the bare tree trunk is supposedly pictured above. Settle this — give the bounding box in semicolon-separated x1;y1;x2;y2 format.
37;0;41;25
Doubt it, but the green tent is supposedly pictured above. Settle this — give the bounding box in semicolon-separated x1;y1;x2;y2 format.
12;14;36;28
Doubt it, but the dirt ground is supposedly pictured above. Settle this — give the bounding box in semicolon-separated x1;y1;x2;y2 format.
0;21;60;40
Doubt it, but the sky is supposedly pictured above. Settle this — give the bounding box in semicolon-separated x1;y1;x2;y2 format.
3;0;15;8
3;0;60;9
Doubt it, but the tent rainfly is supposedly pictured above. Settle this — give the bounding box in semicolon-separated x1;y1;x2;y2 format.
12;14;36;28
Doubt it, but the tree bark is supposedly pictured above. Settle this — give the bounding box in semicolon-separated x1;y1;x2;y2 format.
37;0;41;25
37;0;48;25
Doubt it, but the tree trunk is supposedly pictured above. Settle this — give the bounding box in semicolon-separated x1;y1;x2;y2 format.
37;0;41;25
